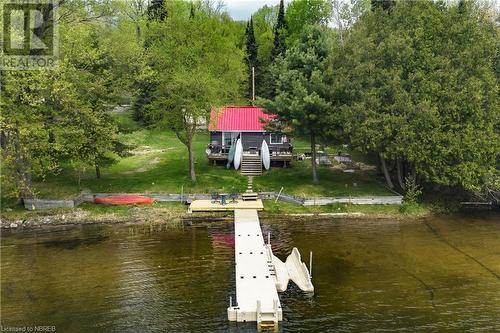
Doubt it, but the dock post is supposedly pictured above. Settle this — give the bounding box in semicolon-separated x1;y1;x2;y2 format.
309;251;313;279
267;232;270;245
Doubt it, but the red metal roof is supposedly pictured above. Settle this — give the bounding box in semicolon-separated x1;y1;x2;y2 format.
209;106;274;131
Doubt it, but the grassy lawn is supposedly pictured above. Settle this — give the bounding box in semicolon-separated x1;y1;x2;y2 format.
25;111;392;199
254;161;391;197
263;201;429;217
0;201;187;223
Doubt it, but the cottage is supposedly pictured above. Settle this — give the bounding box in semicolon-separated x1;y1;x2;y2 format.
207;106;293;174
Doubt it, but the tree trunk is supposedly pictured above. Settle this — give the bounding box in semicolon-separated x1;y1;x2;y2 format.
0;130;7;149
380;154;394;189
310;132;318;183
95;163;101;179
188;139;196;182
13;128;32;198
135;24;141;42
397;159;406;190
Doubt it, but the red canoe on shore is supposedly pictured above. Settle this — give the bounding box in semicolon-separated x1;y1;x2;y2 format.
94;195;154;205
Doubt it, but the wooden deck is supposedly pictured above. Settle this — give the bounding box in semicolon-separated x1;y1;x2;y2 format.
188;199;264;212
207;153;292;162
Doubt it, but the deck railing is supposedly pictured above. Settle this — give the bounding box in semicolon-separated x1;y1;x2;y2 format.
207;144;292;156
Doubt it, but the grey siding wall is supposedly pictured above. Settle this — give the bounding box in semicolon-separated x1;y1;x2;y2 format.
210;132;222;145
210;131;291;151
242;132;265;149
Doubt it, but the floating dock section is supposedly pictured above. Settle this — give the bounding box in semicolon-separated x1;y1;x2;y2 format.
228;209;282;325
189;199;313;328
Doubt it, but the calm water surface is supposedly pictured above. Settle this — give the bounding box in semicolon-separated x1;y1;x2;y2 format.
1;213;499;332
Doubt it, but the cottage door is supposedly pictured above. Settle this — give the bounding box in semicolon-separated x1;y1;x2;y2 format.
231;132;240;146
222;132;240;148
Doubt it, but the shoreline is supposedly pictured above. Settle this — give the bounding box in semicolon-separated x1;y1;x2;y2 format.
0;202;431;231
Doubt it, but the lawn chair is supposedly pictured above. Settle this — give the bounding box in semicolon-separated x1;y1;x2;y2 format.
211;192;220;204
229;192;239;203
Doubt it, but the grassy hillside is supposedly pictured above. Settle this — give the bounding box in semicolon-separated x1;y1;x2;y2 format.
28;111;392;199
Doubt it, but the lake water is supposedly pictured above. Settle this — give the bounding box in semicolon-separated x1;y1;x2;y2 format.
1;213;499;332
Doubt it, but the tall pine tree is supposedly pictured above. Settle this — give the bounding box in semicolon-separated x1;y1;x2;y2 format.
272;0;287;59
245;17;258;102
259;26;332;183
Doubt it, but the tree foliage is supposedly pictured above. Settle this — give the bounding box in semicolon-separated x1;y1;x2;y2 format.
252;5;279;99
245;17;258;101
286;0;333;43
0;2;123;199
272;0;288;60
259;25;333;182
142;2;245;181
332;0;500;191
147;0;167;21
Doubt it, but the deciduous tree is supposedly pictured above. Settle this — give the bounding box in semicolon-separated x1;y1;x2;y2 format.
144;3;245;181
332;0;500;192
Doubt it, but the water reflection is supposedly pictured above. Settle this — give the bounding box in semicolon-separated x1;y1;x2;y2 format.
1;213;499;332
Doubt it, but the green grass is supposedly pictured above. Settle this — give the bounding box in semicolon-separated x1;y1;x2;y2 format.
6;110;392;202
263;200;430;217
112;111;141;133
78;201;186;218
254;161;392;197
1;206;77;221
32;128;247;198
0;201;187;222
1;200;429;224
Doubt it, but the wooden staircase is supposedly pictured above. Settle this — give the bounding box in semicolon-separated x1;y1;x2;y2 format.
242;176;259;201
241;154;262;176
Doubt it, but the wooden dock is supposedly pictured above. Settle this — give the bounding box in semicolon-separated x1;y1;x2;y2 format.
188;199;263;212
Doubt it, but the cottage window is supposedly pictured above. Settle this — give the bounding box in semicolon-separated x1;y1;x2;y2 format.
270;133;283;144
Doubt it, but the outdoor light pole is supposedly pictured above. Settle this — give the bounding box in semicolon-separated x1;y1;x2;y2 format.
252;66;255;104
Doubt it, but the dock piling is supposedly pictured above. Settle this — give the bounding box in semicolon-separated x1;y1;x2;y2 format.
309;251;313;279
